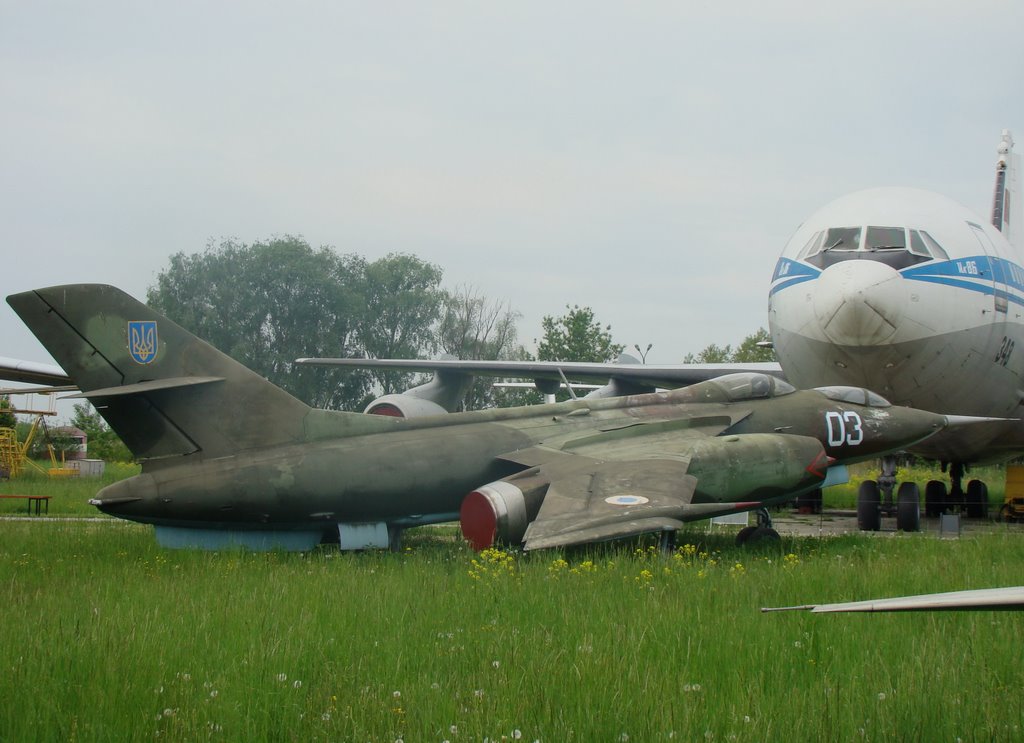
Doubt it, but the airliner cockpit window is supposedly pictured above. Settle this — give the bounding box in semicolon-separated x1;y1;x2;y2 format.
821;226;861;252
919;230;950;260
806;225;934;270
796;230;824;260
909;230;931;257
865;226;907;251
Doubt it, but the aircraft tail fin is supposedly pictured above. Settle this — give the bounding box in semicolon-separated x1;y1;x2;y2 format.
6;284;386;462
992;129;1022;251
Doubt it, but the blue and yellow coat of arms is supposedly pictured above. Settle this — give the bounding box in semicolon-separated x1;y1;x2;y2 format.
128;321;159;364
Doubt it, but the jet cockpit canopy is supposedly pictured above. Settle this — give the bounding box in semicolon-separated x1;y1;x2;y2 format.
814;386;892;408
704;372;796;402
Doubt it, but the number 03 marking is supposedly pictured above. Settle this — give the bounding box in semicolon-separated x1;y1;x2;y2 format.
825;411;864;446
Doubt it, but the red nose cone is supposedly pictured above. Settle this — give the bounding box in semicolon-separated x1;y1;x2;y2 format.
460;490;498;551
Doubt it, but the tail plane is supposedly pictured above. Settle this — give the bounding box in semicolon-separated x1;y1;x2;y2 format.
6;285;381;462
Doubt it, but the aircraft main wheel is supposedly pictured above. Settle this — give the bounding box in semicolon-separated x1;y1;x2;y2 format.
1000;504;1016;523
896;482;921;532
924;480;946;518
857;480;882;531
746;526;781;544
965;480;989;518
735;525;758;546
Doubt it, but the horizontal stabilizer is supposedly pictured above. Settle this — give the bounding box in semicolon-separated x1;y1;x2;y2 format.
66;376;224;399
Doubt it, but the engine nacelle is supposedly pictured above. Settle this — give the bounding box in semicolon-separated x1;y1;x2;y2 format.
364;394;449;418
686;433;828;504
460;474;549;550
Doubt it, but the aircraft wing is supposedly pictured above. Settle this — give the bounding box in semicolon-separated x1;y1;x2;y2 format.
521;457;727;551
762;586;1024;613
489;413;818;551
0;356;72;386
296;356;784;390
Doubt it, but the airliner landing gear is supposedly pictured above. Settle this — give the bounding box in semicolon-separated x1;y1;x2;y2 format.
878;455;898;516
857;480;881;531
934;462;988;517
895;482;921;532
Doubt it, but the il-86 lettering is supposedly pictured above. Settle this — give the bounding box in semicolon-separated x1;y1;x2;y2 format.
825;411;864;446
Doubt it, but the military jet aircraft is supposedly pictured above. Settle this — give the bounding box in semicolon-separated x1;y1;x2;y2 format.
4;284;984;552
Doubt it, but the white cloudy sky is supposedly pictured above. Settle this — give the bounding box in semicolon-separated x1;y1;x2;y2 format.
2;1;1023;369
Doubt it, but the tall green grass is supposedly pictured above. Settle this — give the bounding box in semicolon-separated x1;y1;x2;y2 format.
0;462;139;516
0;521;1021;741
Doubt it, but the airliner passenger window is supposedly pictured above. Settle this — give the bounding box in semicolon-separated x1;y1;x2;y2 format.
865;226;907;251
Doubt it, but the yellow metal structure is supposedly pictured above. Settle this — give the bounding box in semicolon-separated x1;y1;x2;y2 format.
0;392;74;479
0;416;43;478
1001;465;1024;522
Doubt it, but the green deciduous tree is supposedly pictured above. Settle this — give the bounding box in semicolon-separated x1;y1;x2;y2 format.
437;285;527;410
683;328;776;363
0;395;14;429
148;240;448;409
70;403;132;462
536;305;624;363
148;236;372;410
359;253;445;395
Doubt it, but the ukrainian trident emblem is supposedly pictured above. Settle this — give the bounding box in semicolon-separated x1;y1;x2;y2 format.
128;321;158;364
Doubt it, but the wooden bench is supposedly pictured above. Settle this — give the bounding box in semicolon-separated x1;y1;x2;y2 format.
0;495;52;515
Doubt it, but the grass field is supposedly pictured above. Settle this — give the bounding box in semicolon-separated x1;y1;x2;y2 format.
1;511;1022;741
0;462;1019;740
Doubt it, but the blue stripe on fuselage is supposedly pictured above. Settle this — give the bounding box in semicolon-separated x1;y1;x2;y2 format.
770;255;1024;309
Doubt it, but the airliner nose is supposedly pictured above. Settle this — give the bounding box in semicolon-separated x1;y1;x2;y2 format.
812;261;906;345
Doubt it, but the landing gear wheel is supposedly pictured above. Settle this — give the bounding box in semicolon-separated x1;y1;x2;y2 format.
925;480;946;518
1000;504;1016;523
746;526;781;545
896;482;921;532
735;525;758;546
796;488;823;514
857;480;881;531
965;480;989;518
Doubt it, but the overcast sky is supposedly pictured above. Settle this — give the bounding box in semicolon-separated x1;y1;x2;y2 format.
3;1;1023;372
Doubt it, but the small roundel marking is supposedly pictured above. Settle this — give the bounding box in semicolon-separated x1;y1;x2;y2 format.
604;495;650;506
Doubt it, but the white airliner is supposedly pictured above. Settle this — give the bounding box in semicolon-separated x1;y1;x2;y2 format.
768;130;1023;519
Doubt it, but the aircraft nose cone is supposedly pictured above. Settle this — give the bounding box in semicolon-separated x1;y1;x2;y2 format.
813;261;906;346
